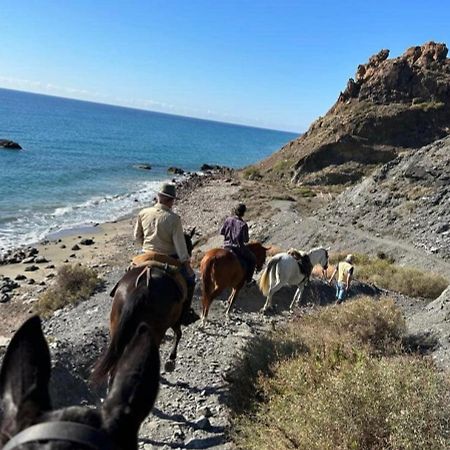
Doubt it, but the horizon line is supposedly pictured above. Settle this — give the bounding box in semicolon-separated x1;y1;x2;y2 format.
0;86;301;135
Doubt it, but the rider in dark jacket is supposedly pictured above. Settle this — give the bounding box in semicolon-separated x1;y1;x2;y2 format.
220;203;256;283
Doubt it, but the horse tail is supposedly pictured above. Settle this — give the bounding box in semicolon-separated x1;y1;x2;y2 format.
91;289;146;386
201;255;217;298
258;256;279;296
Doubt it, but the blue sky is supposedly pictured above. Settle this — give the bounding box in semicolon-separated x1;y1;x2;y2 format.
1;1;449;132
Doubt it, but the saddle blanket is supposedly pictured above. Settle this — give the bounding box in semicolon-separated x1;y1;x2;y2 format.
110;252;187;301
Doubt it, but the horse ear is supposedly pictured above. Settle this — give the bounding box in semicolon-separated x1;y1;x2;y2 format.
0;316;51;437
102;323;160;447
189;227;196;238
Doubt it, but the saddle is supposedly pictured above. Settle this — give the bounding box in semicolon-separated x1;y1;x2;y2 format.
226;246;247;272
287;248;313;280
109;252;187;301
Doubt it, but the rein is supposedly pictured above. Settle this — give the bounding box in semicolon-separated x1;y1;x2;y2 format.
3;422;114;450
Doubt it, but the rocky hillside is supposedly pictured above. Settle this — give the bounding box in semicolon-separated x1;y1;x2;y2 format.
258;41;450;186
317;135;450;261
408;284;450;371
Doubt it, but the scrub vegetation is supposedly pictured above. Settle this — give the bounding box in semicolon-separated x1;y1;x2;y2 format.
36;264;101;317
330;252;448;299
230;297;450;449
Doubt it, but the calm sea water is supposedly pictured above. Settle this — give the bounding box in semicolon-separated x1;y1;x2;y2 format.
0;88;297;252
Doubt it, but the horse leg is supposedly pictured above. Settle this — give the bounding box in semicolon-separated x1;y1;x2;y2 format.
262;281;282;312
225;288;240;316
290;281;306;310
165;325;182;372
201;288;221;327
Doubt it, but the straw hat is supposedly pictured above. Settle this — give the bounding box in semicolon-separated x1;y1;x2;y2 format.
158;183;177;199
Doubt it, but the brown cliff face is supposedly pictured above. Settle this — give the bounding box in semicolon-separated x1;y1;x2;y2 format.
259;42;450;186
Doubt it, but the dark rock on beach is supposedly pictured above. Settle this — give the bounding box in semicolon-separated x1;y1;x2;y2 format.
0;277;19;296
80;238;94;246
0;139;22;150
168;166;185;175
0;247;39;265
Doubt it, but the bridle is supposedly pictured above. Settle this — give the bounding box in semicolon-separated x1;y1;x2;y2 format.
3;422;114;450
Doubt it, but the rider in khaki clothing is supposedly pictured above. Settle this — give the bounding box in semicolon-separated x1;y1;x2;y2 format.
328;254;354;304
134;183;199;325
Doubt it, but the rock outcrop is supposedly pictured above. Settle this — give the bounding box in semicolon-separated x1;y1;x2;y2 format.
259;42;450;185
408;285;450;371
0;139;21;150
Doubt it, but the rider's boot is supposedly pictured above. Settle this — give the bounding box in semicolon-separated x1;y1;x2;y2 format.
180;283;200;326
246;268;256;286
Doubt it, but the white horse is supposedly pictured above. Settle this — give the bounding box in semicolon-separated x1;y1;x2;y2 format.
258;246;329;312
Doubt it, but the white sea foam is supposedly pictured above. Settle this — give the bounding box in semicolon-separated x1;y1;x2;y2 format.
0;179;166;253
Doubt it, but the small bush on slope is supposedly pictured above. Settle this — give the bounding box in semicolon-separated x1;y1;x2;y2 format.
36;264;100;318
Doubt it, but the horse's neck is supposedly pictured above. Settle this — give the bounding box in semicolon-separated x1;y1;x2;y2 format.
308;249;323;266
247;243;265;264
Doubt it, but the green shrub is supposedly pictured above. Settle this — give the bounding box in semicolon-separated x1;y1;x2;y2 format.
330;252;448;299
242;167;262;180
229;297;406;414
235;356;450;450
35;264;100;317
232;298;450;449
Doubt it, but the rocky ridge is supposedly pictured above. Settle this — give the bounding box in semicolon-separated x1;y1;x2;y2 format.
258;41;450;186
317;135;450;261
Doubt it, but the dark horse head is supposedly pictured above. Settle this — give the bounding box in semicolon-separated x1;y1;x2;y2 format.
0;316;159;450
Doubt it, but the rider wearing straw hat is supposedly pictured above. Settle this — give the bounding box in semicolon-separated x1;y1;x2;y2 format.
134;182;199;325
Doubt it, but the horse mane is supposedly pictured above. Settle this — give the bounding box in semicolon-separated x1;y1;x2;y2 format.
287;248;306;259
247;240;263;246
308;246;326;254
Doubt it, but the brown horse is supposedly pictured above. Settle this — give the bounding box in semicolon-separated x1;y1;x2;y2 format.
199;242;268;324
0;316;159;450
91;230;196;387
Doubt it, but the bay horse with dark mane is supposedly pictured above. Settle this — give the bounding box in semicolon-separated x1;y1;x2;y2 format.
0;316;159;450
91;230;197;387
199;242;268;324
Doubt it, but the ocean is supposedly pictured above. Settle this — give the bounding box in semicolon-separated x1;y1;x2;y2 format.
0;88;297;252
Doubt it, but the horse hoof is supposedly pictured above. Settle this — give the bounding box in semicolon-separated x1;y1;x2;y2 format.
164;360;176;372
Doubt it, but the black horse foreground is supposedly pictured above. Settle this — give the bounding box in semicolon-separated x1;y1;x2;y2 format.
0;316;159;450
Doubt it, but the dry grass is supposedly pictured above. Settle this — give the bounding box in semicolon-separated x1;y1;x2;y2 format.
236;356;450;450
242;167;263;180
229;297;405;415
231;298;450;449
329;252;448;299
35;264;101;317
